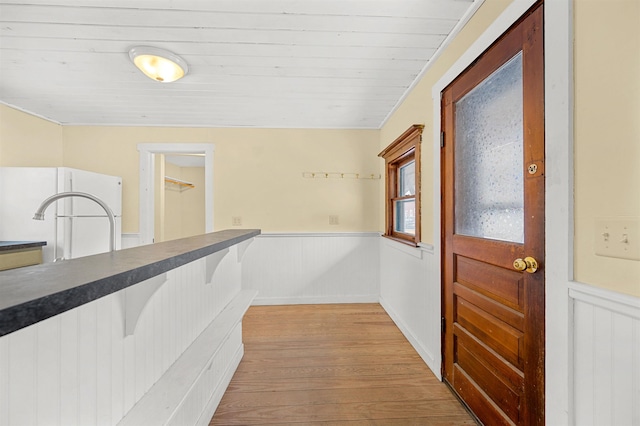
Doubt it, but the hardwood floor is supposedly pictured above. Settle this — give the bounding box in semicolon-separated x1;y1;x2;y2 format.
210;303;476;425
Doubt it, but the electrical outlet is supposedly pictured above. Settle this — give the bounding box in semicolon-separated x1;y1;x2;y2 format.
594;217;640;260
329;215;339;225
232;216;242;226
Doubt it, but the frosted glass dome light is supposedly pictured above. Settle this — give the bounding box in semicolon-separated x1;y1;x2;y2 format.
129;46;188;83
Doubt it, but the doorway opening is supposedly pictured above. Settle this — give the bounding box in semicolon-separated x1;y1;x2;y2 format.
138;143;214;245
156;153;205;242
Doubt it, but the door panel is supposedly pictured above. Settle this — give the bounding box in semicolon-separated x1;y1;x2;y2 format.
442;3;544;425
453;283;524;333
457;342;521;421
454;325;524;391
456;257;524;311
455;296;523;368
453;365;515;426
453;234;524;271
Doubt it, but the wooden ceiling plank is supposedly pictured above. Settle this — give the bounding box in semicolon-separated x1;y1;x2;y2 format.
1;68;413;89
0;44;437;63
1;4;458;35
1;0;473;20
0;37;430;65
0;22;447;50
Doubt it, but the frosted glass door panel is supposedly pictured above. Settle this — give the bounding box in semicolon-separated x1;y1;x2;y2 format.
454;52;524;244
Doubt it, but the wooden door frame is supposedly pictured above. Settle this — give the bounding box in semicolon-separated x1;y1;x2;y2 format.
430;1;574;424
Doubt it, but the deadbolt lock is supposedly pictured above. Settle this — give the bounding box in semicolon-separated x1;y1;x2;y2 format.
528;164;538;175
513;256;539;273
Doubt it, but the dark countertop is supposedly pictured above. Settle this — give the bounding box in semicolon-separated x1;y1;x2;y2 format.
0;229;260;337
0;241;47;252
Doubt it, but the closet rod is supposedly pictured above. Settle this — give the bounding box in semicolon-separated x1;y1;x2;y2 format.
164;176;195;189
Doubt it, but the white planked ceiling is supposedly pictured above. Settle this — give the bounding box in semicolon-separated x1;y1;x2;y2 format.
0;0;477;129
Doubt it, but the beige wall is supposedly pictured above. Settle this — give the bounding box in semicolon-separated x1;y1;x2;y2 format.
159;162;206;241
213;128;380;232
381;0;640;296
61;126;379;234
379;0;512;244
573;0;640;295
0;104;64;166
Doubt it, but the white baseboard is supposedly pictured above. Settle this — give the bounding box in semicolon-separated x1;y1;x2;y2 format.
252;294;379;305
258;232;381;238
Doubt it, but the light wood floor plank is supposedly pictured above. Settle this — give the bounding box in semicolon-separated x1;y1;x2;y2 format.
210;303;474;425
215;386;457;409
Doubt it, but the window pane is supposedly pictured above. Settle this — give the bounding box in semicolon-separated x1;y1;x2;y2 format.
394;198;415;235
399;161;415;196
454;52;524;244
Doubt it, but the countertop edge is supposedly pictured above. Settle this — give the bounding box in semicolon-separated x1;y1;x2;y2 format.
0;229;260;337
0;241;47;252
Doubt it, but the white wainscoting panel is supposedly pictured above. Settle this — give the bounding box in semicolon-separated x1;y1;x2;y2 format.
242;233;380;305
379;238;441;378
570;282;640;426
121;233;142;249
0;244;247;426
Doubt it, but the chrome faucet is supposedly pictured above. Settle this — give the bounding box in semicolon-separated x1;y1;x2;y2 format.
33;191;116;255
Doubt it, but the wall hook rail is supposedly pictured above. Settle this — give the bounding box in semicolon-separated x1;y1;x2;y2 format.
302;172;380;180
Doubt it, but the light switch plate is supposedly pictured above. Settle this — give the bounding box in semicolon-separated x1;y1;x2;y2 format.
594;217;640;261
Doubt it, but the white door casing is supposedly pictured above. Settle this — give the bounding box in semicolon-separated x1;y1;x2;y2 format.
138;143;214;245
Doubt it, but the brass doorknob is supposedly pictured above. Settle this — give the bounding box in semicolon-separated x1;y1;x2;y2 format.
513;256;538;273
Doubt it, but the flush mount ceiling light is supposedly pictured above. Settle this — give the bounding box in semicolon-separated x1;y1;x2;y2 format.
128;46;188;83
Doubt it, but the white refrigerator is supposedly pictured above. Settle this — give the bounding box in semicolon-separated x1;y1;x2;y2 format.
0;167;122;262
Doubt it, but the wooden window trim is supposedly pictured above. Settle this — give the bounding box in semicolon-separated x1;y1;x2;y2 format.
378;124;423;246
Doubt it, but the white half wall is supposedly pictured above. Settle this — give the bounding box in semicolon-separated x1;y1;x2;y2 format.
379;238;441;378
241;233;380;305
570;282;640;426
121;233;142;249
0;244;248;426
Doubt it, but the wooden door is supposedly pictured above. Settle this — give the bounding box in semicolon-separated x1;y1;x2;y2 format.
441;4;544;425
